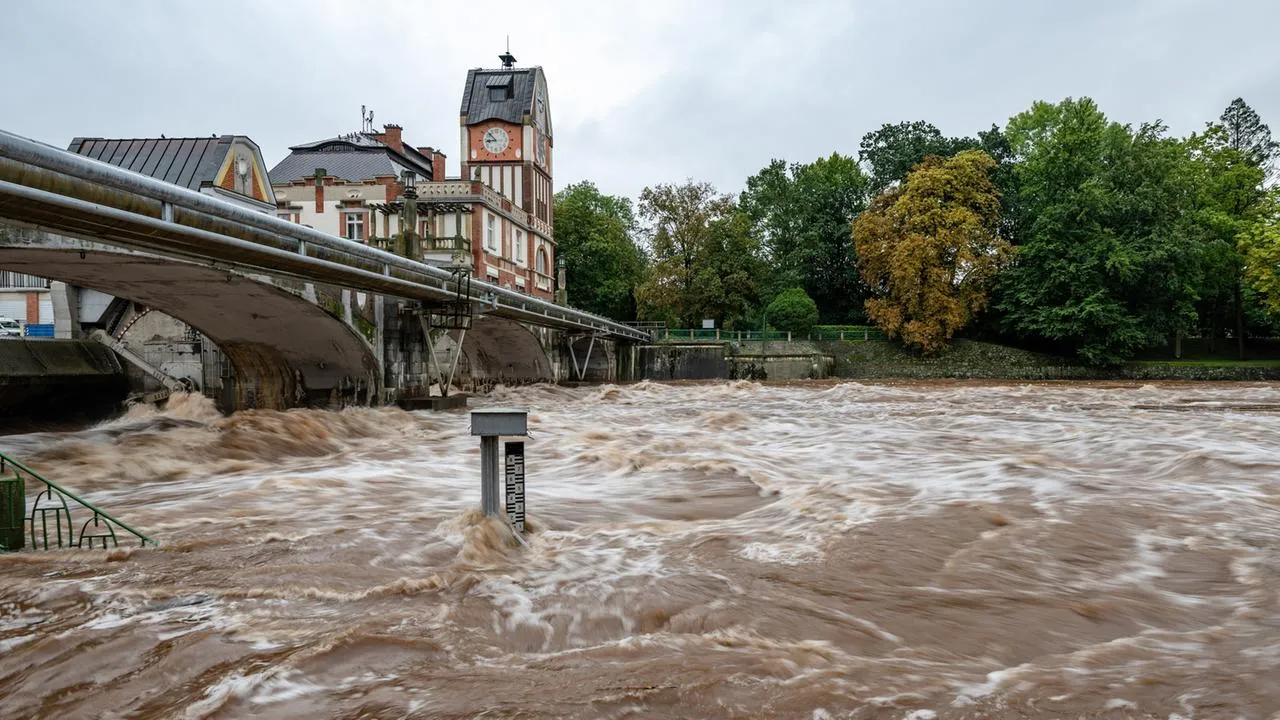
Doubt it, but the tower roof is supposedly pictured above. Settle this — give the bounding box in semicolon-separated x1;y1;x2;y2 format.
460;66;549;135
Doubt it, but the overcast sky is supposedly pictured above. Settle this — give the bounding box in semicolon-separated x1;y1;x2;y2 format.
3;0;1278;202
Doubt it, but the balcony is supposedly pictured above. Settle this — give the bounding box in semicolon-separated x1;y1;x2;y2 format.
424;235;471;253
419;181;530;225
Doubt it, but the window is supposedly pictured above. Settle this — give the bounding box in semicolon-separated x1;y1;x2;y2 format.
514;229;526;264
486;75;513;102
485;213;498;252
277;211;299;223
536;248;547;274
343;211;365;241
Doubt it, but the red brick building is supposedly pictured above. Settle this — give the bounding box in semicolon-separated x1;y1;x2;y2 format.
269;55;557;300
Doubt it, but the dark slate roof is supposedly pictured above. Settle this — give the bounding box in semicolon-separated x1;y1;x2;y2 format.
268;150;400;183
268;134;434;184
289;133;386;151
460;67;539;126
67;136;236;191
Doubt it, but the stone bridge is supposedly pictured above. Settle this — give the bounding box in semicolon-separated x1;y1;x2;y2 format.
0;226;616;410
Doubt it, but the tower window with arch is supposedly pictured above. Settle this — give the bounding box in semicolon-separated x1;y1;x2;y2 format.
536;247;547;275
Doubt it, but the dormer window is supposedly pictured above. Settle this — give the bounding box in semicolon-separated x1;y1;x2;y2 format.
486;75;513;102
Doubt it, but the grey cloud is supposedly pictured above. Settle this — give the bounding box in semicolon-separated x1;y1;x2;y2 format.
3;0;1278;204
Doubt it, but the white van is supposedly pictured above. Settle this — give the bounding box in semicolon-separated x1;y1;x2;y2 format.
0;317;22;338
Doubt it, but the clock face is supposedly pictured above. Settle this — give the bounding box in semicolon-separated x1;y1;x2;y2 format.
482;127;509;154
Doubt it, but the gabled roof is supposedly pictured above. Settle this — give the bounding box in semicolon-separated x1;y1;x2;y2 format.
460;66;543;128
67;135;247;191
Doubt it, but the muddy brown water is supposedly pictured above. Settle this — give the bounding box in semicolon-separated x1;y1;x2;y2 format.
1;381;1278;719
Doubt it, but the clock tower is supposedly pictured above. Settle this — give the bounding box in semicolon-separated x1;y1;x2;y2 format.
458;52;555;287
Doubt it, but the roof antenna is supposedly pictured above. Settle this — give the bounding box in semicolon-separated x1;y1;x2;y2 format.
499;37;516;68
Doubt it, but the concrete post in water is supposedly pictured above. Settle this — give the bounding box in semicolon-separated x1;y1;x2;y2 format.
470;408;529;530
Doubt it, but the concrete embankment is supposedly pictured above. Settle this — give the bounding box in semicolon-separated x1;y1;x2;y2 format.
0;339;127;429
627;339;1280;382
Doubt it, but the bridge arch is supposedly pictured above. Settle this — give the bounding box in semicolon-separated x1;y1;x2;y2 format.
459;315;554;385
0;231;379;409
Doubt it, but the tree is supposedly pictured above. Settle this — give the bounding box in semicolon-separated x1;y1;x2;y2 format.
1185;124;1268;355
995;98;1208;365
694;211;766;329
1220;98;1280;183
1238;191;1280;317
852;150;1008;355
765;287;819;334
740;153;869;322
635;181;762;328
858;120;974;197
553;182;647;320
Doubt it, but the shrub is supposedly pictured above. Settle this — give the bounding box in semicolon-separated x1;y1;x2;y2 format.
765;288;820;334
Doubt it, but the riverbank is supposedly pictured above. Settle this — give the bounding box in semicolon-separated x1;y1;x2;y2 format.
630;338;1280;382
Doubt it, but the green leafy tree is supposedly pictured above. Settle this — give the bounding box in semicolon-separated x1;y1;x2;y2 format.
1184;124;1268;355
553;181;647;320
995;98;1208;365
852;150;1008;355
740;153;869;322
765;287;819;334
635;181;762;328
858;120;974;197
1239;191;1280;316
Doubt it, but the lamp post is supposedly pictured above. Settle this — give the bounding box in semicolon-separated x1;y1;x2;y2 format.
400;170;421;262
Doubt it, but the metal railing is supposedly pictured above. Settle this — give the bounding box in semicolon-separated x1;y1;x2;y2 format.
0;450;155;551
0;129;649;342
652;327;888;342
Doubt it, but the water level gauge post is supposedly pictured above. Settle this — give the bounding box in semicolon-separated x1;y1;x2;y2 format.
470;408;529;532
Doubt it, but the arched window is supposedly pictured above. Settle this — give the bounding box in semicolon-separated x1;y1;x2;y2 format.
536;248;547;274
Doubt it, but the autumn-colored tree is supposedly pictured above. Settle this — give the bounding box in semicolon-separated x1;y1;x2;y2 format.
852;150;1008;355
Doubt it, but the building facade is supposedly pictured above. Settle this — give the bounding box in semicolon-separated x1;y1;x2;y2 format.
268;56;558;300
0;270;51;327
268;125;441;244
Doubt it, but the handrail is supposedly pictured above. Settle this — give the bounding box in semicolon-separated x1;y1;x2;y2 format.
0;450;155;548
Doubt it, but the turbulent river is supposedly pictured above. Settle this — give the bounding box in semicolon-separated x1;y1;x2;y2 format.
1;381;1278;719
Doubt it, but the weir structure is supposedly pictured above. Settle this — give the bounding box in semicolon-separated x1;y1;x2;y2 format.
0;129;649;411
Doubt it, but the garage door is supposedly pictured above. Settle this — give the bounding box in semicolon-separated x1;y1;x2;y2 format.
39;295;53;324
0;296;25;322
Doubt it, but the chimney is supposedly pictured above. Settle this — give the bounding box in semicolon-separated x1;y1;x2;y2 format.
431;149;447;182
313;168;326;213
380;124;403;153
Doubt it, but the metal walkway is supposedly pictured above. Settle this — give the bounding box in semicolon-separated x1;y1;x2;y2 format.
0;129;650;342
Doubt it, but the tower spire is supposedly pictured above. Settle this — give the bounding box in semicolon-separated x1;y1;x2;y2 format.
499;38;516;68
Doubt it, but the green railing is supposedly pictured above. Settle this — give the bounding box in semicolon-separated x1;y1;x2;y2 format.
652;327;888;342
0;451;155;551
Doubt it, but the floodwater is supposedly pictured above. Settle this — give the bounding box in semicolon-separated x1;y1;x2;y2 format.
1;381;1278;719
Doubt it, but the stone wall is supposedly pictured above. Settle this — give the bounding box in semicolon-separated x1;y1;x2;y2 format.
623;339;1280;383
0;339;126;429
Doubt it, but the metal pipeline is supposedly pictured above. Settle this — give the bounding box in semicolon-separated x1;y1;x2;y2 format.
0;130;649;341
